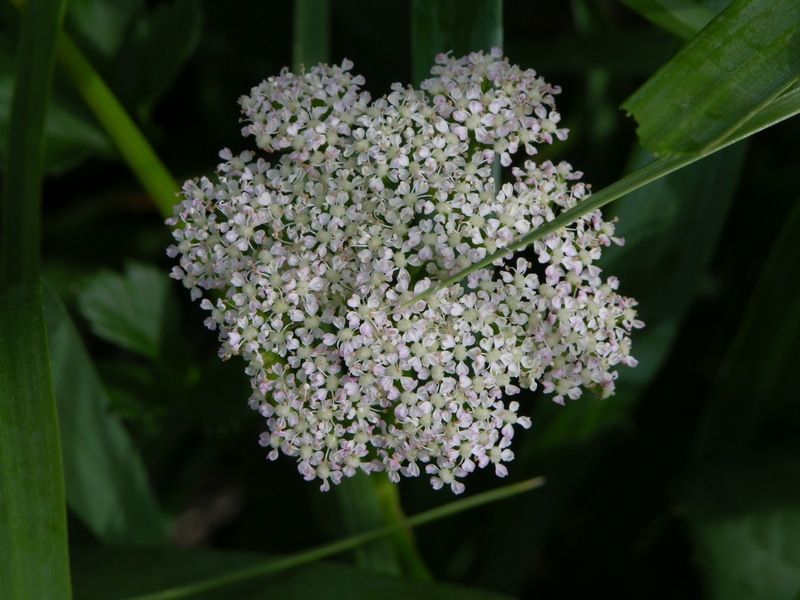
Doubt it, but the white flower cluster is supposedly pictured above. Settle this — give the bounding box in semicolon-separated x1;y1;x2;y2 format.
167;48;642;493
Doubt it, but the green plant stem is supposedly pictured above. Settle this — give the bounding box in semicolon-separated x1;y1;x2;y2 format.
372;473;434;581
292;0;330;71
122;476;545;600
8;0;179;218
54;34;179;218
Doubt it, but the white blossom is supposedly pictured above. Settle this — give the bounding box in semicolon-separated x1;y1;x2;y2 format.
167;49;643;494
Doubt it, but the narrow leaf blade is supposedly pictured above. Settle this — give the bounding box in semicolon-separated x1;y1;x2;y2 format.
0;283;72;599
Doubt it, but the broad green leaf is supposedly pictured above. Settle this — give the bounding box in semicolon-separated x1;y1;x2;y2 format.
681;447;800;600
474;143;746;594
64;0;142;61
692;195;800;463
78;262;180;361
0;0;70;598
70;546;516;600
292;0;330;72
44;283;168;545
622;0;800;155
618;0;715;40
410;0;502;86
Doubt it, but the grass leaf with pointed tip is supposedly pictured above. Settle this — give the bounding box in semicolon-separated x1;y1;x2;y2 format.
622;0;800;155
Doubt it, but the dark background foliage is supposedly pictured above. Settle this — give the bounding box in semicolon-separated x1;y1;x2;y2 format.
2;1;798;598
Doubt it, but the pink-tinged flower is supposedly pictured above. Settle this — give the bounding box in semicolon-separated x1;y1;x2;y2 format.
168;48;642;494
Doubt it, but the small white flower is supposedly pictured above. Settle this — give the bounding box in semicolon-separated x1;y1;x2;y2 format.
168;48;642;494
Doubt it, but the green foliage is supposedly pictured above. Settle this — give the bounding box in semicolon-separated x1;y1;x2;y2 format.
77;261;182;361
623;0;800;155
681;448;800;600
3;0;800;598
0;0;70;598
70;546;515;600
45;283;168;544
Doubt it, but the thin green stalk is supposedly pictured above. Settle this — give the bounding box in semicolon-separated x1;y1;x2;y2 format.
400;153;689;309
55;34;179;218
122;477;545;600
8;0;179;218
0;0;71;598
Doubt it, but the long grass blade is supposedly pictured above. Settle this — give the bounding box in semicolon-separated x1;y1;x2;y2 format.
0;0;71;598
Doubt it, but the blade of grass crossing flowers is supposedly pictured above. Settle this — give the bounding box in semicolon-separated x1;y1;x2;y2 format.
400;81;800;312
119;477;544;600
0;0;71;599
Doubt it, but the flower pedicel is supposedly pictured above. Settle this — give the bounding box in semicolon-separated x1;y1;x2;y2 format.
167;48;643;493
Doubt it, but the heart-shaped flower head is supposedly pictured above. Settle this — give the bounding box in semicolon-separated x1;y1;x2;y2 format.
167;48;643;493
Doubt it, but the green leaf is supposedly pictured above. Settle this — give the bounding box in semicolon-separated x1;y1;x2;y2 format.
70;546;516;600
77;262;180;361
44;283;168;545
618;0;716;40
681;447;800;600
410;0;502;85
0;0;71;597
622;0;800;155
0;283;72;600
64;0;142;61
692;195;800;463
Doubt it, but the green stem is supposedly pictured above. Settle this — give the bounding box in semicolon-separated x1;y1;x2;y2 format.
54;34;179;218
293;0;330;71
122;477;545;600
372;474;434;581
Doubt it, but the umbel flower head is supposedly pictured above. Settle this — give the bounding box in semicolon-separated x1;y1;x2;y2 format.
167;48;643;494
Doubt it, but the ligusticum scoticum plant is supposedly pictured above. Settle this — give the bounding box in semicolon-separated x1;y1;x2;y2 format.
167;48;643;494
